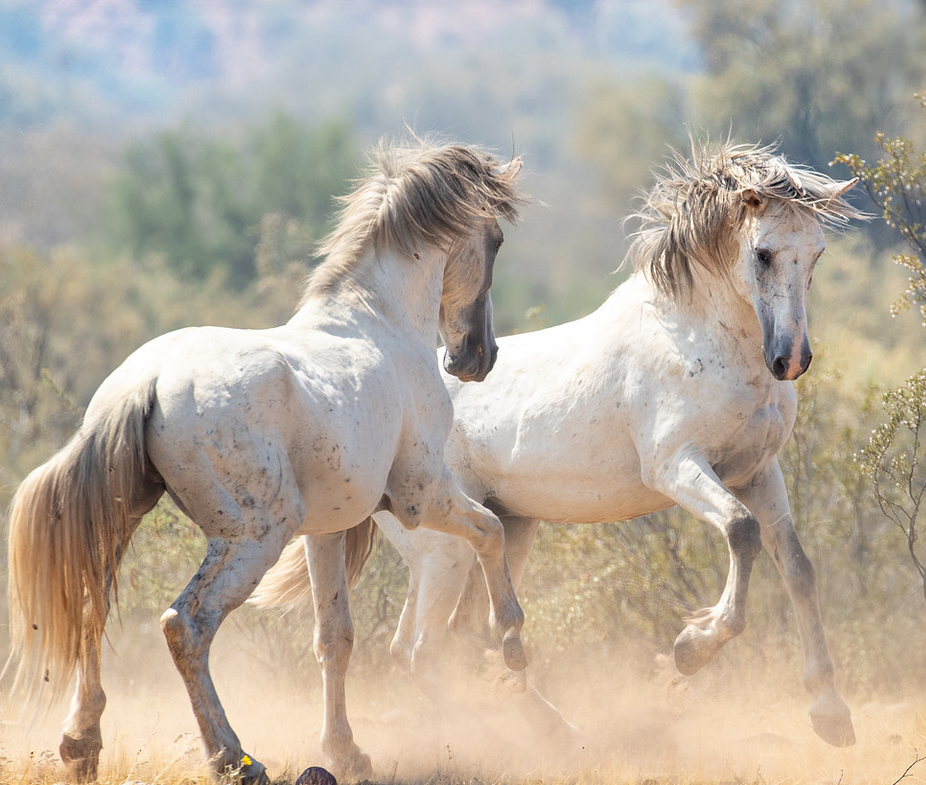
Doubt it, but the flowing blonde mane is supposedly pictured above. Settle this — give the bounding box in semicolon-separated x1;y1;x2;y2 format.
301;139;525;303
627;140;864;298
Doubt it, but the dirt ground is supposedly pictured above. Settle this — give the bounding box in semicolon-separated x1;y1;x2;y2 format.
1;620;923;785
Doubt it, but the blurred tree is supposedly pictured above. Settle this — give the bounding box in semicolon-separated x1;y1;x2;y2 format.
676;0;925;179
574;76;689;215
108;115;357;289
838;95;926;604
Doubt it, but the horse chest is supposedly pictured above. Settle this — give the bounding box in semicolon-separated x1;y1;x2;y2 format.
703;387;794;487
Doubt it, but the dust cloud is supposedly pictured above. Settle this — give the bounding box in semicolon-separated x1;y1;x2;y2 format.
2;615;923;785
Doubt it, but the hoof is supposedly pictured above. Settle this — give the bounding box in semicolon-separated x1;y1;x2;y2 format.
60;733;102;783
329;746;373;782
238;755;271;785
503;630;527;672
296;766;338;785
673;624;723;676
810;695;856;747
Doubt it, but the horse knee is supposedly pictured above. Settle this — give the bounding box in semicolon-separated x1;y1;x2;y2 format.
471;514;505;559
315;621;354;665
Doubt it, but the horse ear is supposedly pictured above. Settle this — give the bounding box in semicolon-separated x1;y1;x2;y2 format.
827;177;858;199
497;156;523;177
740;188;764;211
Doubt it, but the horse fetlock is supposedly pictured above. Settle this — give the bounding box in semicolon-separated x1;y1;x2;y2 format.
60;733;102;783
237;755;271;785
389;637;413;674
502;628;528;672
323;737;373;781
673;623;724;676
801;661;837;695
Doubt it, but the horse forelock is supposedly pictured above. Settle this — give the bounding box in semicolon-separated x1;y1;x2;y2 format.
301;140;526;303
628;140;863;299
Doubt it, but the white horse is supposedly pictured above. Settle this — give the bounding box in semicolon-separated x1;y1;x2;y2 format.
5;139;527;783
257;141;862;749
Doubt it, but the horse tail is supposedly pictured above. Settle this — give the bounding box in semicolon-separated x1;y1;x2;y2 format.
6;376;158;703
249;518;378;612
249;538;313;612
345;517;377;590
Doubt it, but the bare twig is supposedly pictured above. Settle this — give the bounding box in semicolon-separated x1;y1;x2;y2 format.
890;752;925;785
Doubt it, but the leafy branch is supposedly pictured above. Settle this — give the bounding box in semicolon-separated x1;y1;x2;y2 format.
836;94;926;605
834;92;926;325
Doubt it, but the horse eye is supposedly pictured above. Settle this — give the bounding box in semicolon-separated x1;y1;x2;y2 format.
756;249;772;267
493;239;503;254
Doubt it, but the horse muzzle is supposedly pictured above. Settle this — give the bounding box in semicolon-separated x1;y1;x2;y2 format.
443;337;499;382
764;332;812;381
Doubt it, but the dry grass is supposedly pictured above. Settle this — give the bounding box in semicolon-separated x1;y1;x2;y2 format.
2;624;924;785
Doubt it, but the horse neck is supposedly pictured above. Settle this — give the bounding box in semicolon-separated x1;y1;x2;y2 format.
651;266;764;363
293;244;446;344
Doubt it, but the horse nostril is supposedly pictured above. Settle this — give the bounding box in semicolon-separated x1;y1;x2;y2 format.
772;356;789;380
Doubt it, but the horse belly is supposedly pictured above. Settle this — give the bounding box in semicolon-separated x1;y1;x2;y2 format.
295;449;393;534
471;428;672;524
492;471;672;524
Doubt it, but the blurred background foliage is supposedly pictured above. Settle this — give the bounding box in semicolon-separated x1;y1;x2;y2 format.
2;0;926;716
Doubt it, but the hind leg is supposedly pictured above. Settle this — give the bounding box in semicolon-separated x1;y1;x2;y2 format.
408;473;526;672
60;496;158;782
161;524;299;781
305;532;373;780
374;511;474;681
59;603;105;782
451;516;581;745
739;459;854;747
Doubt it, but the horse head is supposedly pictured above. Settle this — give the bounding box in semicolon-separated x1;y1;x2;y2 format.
630;141;863;383
734;178;857;381
439;215;505;382
438;154;523;383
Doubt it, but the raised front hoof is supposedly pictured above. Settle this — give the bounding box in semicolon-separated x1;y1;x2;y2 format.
809;695;856;747
503;630;528;672
673;624;723;676
60;733;102;782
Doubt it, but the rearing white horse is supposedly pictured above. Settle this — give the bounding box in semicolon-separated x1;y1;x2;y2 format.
258;141;863;749
5;139;526;783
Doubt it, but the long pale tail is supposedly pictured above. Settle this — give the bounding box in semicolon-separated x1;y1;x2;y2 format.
6;377;158;703
249;518;377;612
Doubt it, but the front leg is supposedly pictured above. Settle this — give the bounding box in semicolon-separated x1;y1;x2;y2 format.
305;533;374;780
736;459;855;747
389;467;526;672
645;450;763;675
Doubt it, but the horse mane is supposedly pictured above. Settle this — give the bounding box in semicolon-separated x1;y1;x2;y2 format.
627;139;865;298
301;138;525;303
